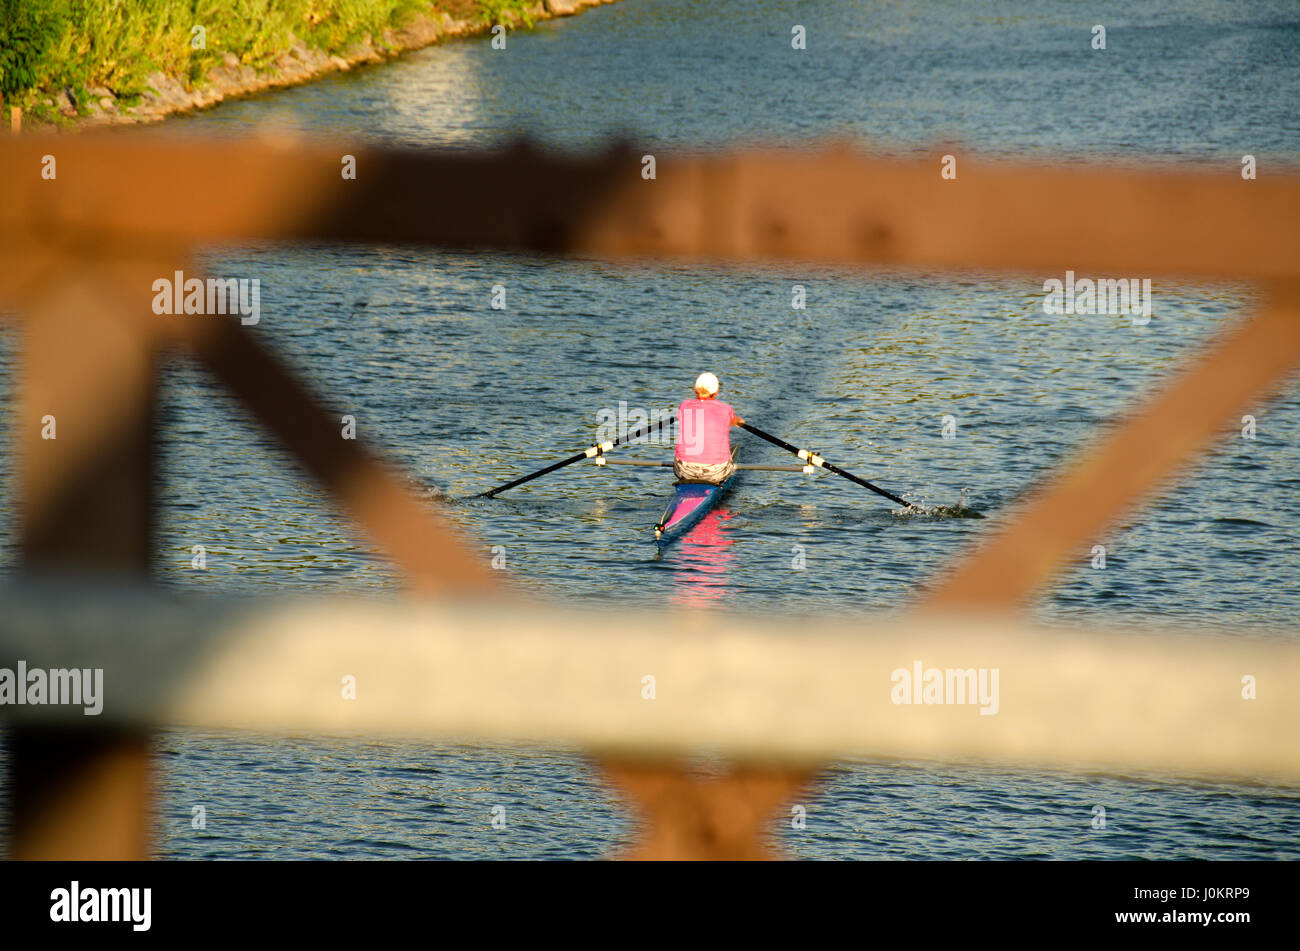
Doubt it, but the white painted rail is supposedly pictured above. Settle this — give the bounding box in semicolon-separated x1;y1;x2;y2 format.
1;579;1297;784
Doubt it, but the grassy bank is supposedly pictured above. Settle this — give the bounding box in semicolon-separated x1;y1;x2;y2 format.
0;0;550;127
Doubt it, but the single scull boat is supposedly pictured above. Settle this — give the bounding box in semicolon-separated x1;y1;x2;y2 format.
475;418;924;546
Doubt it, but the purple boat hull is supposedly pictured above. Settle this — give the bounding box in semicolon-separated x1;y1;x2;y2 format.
653;450;739;547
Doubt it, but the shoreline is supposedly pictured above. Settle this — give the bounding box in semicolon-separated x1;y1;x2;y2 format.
10;0;619;133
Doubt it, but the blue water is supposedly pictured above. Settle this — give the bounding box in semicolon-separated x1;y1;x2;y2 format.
3;0;1300;858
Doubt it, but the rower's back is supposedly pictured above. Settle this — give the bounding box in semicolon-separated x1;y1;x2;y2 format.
676;397;735;463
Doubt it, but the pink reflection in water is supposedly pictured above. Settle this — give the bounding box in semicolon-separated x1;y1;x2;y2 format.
667;508;737;608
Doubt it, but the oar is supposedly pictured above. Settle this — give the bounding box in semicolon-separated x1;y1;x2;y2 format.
477;415;676;498
739;422;922;511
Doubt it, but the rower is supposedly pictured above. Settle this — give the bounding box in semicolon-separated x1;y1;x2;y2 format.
674;372;745;485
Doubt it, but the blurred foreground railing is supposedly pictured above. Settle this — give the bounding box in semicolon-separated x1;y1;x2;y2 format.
3;584;1298;783
1;133;1298;858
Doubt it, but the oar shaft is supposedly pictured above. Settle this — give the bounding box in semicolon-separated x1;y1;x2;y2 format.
479;414;676;497
823;460;913;508
480;451;587;497
742;426;801;456
739;422;917;509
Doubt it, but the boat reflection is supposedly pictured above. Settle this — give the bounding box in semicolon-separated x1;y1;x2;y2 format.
666;508;738;608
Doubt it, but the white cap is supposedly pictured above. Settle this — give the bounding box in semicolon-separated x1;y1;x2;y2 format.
694;372;720;395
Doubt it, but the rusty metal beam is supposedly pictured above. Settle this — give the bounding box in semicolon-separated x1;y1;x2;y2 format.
6;251;498;855
164;306;499;595
8;728;152;860
1;244;497;595
599;758;814;860
0;138;1298;288
12;259;162;859
924;284;1300;610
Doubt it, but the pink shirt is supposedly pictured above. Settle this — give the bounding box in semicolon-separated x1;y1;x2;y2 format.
676;398;735;463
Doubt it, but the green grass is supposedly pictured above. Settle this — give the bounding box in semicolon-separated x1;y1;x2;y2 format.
0;0;543;116
478;0;536;27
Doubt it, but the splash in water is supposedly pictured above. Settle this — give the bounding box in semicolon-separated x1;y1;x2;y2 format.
898;487;986;519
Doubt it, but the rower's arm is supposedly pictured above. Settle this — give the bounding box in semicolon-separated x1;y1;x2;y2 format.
731;413;745;426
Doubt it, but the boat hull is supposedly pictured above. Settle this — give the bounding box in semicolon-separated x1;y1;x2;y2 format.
654;452;739;547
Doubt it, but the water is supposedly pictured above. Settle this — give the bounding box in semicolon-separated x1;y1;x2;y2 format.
4;0;1300;858
173;0;1300;161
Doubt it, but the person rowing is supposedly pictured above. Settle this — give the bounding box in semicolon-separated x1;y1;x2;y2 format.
478;371;921;520
674;372;745;485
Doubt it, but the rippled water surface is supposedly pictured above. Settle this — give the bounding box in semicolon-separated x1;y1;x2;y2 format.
3;0;1299;859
